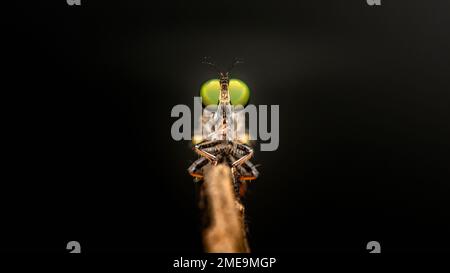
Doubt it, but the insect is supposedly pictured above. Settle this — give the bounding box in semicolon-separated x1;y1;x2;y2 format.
188;57;259;197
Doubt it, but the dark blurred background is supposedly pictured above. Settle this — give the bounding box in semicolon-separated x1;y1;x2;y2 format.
3;0;449;253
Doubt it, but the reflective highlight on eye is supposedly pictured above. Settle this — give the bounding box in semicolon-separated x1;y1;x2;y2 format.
200;79;250;107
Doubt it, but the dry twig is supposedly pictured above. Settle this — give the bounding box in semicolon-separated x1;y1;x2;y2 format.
199;164;250;253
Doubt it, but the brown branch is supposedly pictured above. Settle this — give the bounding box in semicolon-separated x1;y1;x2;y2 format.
199;164;250;253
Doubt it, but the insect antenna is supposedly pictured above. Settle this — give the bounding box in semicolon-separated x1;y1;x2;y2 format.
228;57;244;72
201;56;221;74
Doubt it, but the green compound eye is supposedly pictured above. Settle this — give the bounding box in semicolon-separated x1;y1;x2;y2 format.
229;79;250;107
200;79;250;107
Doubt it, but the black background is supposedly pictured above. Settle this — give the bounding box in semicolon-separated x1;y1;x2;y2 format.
3;0;449;253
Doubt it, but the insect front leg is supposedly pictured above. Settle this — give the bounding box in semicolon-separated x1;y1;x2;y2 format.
231;143;254;168
193;140;220;164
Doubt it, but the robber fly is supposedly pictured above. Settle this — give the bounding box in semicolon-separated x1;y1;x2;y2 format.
188;57;259;197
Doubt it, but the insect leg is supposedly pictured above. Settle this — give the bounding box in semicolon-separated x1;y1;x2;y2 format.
193;140;220;163
239;160;259;181
231;143;254;168
187;157;208;180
